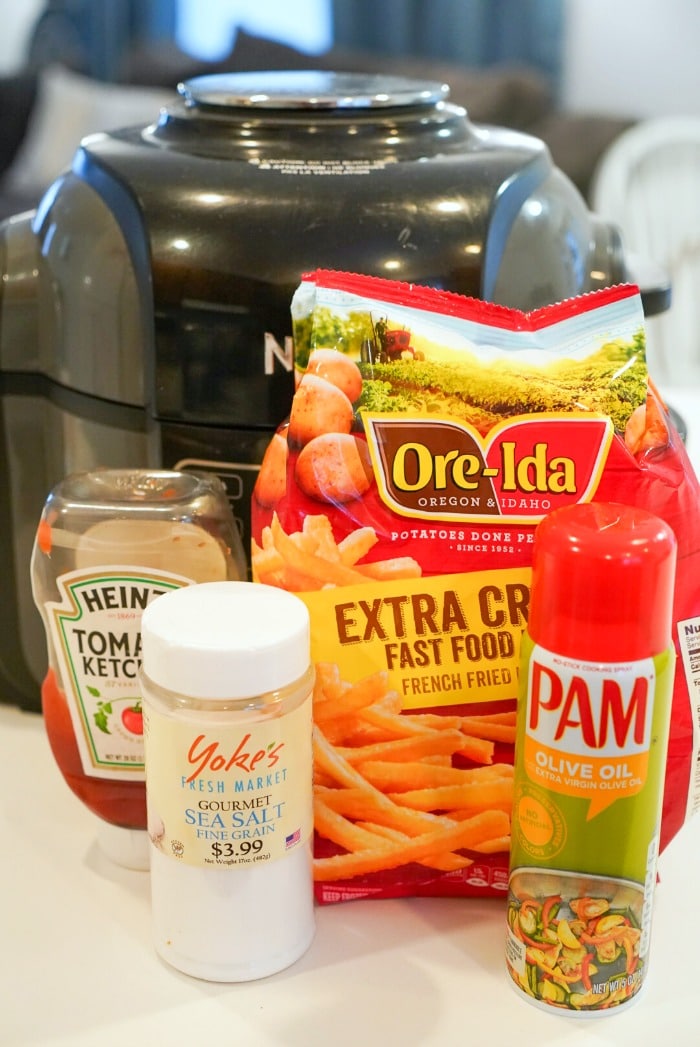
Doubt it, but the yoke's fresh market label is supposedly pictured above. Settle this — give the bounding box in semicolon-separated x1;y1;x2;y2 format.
143;699;313;869
251;270;700;904
46;568;191;779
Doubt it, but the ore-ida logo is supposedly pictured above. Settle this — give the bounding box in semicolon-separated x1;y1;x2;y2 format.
362;411;613;524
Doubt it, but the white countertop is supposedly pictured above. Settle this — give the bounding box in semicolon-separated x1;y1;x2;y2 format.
4;385;699;1047
1;698;699;1047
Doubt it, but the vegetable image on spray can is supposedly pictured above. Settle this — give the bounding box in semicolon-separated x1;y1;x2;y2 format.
505;502;677;1014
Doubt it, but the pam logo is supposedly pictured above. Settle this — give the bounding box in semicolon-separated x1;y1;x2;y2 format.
528;660;653;755
523;649;655;818
363;412;613;524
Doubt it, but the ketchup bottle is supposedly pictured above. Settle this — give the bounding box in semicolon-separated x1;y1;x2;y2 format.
30;469;243;869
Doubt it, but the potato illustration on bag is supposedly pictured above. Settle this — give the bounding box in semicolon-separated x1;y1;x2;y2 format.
256;349;374;508
296;433;373;503
255;432;289;508
288;373;354;447
305;347;364;403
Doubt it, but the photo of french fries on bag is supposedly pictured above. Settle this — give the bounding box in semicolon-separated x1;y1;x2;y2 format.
251;270;700;905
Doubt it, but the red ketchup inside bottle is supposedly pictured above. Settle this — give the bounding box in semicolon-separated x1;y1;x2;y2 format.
41;668;146;829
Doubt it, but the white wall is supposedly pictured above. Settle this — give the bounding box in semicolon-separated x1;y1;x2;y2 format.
0;0;43;72
562;0;700;118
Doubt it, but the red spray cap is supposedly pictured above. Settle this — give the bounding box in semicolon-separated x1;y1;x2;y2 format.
528;502;677;662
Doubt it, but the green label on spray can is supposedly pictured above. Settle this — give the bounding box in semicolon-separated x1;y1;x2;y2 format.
505;632;674;1014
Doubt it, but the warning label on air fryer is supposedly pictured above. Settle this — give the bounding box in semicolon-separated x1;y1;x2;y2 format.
248;157;395;176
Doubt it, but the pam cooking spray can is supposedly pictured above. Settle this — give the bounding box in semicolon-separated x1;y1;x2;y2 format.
505;502;677;1015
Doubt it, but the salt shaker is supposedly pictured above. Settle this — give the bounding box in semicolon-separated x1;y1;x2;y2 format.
140;580;316;981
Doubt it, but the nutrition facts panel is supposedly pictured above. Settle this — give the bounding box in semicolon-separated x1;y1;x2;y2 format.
678;614;700;817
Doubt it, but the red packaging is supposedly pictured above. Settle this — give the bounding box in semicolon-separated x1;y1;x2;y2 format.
251;270;700;904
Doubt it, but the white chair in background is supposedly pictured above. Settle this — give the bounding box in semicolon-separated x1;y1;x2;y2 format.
591;116;700;389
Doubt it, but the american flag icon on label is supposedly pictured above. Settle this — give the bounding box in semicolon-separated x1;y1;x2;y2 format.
285;828;301;849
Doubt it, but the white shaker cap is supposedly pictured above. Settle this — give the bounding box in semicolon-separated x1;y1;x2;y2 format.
140;581;310;698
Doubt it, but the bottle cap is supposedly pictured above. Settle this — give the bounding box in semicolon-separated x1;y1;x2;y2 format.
140;581;310;698
528;502;677;662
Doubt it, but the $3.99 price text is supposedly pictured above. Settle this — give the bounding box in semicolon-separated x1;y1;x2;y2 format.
209;839;266;861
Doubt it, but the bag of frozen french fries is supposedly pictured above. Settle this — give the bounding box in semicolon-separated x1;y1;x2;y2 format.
251;270;700;904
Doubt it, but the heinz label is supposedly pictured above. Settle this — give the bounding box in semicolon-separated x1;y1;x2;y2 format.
46;568;191;779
